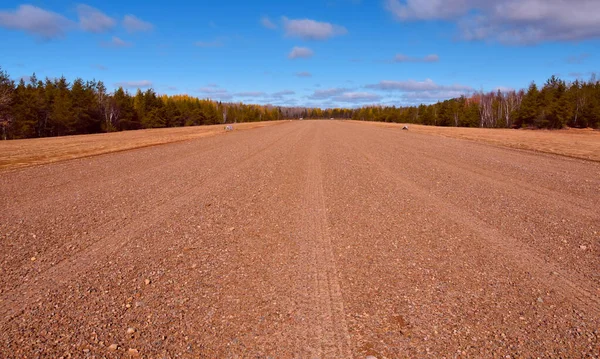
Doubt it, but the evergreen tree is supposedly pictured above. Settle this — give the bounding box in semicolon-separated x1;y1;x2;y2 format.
516;82;540;128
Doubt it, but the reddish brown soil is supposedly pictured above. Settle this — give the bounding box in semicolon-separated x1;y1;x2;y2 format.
0;121;284;170
1;120;598;358
356;120;600;162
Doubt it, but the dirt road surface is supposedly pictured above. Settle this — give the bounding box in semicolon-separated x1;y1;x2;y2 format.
1;120;599;358
0;121;285;171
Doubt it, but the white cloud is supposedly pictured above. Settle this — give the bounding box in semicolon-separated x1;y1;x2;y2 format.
334;92;382;102
198;86;228;94
273;90;295;95
401;90;470;102
288;46;314;59
261;16;277;29
197;86;232;100
235;91;267;97
205;93;233;101
77;4;115;33
282;17;347;40
0;5;155;40
227;90;297;101
0;5;73;39
366;78;474;104
366;79;473;92
272;90;295;98
295;71;312;77
123;15;153;33
385;0;470;21
308;88;348;99
394;53;440;63
102;36;132;48
385;0;600;44
115;80;152;89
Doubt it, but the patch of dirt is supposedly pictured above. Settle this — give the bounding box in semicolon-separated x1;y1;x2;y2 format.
0;121;286;171
352;120;600;162
0;120;598;358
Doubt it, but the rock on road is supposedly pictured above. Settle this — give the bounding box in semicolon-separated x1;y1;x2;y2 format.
1;120;599;358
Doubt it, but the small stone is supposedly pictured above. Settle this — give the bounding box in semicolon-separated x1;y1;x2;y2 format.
366;356;378;359
537;297;544;303
108;344;118;351
579;245;587;250
144;278;151;285
127;327;135;334
229;227;235;232
125;303;131;308
128;348;139;356
30;257;36;261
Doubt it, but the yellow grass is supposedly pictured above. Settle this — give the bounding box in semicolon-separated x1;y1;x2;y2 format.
0;121;285;171
352;121;600;162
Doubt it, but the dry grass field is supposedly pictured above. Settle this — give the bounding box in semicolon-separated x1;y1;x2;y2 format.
353;120;600;162
0;121;285;171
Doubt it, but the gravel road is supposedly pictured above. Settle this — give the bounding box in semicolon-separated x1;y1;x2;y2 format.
1;120;598;358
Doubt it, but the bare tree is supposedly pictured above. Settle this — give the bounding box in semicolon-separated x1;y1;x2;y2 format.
107;97;120;129
479;92;494;128
571;81;586;128
504;91;523;128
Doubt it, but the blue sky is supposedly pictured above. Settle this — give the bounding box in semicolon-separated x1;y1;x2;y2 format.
1;0;599;108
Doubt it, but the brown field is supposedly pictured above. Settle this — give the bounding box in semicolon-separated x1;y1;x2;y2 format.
353;120;600;162
0;121;285;170
1;120;599;358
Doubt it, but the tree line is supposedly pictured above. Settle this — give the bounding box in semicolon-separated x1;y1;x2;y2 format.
0;67;287;140
1;67;598;140
349;75;600;129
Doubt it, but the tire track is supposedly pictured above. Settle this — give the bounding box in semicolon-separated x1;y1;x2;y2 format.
300;124;352;358
1;120;598;357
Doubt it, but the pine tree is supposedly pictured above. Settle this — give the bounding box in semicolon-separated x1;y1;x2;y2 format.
516;82;540;128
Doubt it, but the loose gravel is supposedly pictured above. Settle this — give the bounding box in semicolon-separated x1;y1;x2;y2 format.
0;120;598;358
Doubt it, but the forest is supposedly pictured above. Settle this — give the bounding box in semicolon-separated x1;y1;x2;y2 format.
350;76;600;130
0;66;598;140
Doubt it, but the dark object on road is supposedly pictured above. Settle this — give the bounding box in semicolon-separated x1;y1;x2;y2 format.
402;126;409;130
